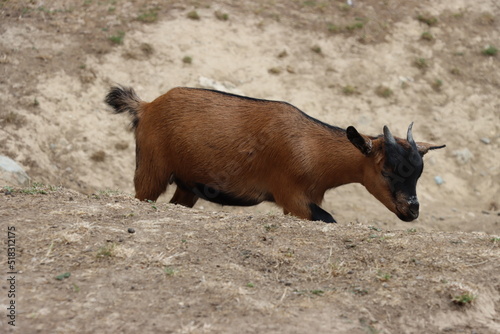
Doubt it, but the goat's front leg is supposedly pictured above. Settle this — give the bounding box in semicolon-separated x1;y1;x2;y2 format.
277;192;336;223
309;203;336;223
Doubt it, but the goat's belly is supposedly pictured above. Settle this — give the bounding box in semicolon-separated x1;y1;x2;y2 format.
192;182;264;206
174;177;272;207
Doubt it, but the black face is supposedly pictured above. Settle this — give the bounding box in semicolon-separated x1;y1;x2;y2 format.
382;141;423;221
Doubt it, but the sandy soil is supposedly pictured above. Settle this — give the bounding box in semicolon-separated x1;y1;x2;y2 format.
0;0;499;333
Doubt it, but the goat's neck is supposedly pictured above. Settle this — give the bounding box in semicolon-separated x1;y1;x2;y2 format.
321;136;367;189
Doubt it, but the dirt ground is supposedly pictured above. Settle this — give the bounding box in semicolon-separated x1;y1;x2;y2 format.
0;0;499;333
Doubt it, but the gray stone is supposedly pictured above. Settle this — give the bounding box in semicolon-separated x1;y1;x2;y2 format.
198;76;243;95
0;155;30;186
480;137;491;144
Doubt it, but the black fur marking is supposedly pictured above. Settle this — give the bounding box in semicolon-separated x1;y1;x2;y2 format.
383;141;423;198
131;117;139;129
192;87;278;104
193;183;262;206
174;178;193;192
300;109;345;133
105;86;141;129
135;145;140;169
346;126;371;156
309;203;336;223
178;181;263;207
429;144;446;150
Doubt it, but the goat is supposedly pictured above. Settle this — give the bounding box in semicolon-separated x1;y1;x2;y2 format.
106;86;445;223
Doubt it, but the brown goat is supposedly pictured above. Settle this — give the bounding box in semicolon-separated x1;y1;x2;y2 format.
106;86;445;223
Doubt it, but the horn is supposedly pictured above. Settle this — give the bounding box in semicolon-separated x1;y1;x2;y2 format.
383;125;396;145
407;122;416;146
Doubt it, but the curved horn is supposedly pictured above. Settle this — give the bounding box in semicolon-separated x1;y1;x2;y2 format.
383;125;396;146
407;122;416;147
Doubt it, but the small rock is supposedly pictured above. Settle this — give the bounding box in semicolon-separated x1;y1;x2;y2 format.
0;156;30;186
399;76;414;85
198;76;243;95
480;137;491;144
127;228;135;234
434;176;444;185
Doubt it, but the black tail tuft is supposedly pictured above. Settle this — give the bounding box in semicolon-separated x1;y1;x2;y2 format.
105;86;142;128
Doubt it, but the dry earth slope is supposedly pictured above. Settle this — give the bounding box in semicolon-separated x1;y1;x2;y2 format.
0;186;499;333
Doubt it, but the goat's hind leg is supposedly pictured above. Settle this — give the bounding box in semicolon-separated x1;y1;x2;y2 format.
170;187;199;207
133;166;170;202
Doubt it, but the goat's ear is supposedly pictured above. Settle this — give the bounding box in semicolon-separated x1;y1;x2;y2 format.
416;142;446;156
346;126;372;156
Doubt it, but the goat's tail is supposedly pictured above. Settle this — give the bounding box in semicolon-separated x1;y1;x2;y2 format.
105;86;143;128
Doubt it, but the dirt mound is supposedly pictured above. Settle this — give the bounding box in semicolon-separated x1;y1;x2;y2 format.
0;0;498;233
1;186;499;333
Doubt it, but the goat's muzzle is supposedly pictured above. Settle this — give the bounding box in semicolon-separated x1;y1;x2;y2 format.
396;196;420;221
395;195;420;222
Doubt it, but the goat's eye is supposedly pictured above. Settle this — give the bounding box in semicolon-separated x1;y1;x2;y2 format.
381;170;391;178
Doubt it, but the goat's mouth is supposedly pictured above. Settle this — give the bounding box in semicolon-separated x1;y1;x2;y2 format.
396;206;419;222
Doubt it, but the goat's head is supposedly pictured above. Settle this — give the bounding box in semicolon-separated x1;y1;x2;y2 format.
347;123;445;222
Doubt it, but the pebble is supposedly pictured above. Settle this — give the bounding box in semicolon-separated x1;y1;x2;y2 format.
127;228;135;234
434;176;444;185
480;137;491;144
198;76;242;95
